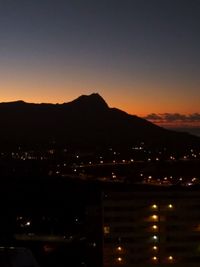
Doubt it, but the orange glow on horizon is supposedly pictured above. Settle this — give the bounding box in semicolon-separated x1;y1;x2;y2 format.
1;94;198;116
1;85;199;128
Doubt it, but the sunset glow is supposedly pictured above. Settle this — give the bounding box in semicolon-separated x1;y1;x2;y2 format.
0;1;199;129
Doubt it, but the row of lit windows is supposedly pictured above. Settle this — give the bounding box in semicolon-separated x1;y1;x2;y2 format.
104;214;180;223
112;244;179;264
151;204;173;209
152;255;174;261
116;245;183;253
116;245;161;252
116;255;174;263
111;224;200;232
104;204;174;211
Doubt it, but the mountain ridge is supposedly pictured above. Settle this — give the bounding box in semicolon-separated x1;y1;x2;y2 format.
0;93;199;150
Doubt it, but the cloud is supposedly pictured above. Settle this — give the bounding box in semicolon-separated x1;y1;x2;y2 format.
189;113;200;121
143;113;200;124
144;113;162;120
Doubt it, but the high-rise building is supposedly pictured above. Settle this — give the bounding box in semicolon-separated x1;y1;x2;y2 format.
102;186;200;267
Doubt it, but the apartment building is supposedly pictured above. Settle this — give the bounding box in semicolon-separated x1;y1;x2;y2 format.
102;185;200;267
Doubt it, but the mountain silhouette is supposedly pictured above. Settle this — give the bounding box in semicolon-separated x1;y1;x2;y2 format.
0;93;199;150
68;93;109;110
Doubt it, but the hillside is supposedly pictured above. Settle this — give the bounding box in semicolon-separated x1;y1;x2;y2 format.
0;93;199;150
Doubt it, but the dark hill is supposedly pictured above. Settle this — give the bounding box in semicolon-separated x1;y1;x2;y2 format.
0;93;199;150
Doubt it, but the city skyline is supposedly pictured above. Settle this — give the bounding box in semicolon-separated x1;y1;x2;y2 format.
0;0;200;126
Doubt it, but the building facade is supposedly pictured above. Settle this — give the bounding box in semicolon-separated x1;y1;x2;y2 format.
102;186;200;267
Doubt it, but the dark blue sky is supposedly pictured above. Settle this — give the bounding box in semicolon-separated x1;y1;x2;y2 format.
0;0;200;118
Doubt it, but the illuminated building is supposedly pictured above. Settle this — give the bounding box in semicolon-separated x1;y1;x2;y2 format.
102;186;200;266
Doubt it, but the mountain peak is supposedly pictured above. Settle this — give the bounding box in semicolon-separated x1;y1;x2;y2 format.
69;93;109;109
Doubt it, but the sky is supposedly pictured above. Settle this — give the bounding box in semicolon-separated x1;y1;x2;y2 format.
0;0;200;127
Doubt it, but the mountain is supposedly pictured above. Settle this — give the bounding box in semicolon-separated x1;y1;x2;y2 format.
0;93;199;150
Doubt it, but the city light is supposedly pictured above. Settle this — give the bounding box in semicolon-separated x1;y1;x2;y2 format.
152;246;158;250
168;204;173;209
152;215;158;220
152;225;158;230
104;226;110;234
152;204;158;209
117;257;122;262
117;246;122;251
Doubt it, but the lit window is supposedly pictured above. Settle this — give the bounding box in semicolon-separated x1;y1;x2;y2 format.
152;215;158;221
168;256;173;261
152;225;158;230
104;226;110;234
